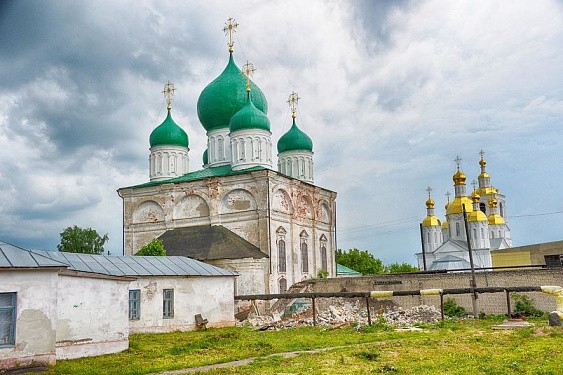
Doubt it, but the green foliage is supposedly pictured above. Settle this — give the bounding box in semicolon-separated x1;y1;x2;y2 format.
136;239;166;256
316;269;329;278
384;262;419;273
57;225;109;254
511;293;544;317
336;248;385;275
336;248;418;275
443;298;467;317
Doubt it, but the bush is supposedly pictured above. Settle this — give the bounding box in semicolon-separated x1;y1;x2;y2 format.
443;298;466;317
136;239;166;256
511;293;544;317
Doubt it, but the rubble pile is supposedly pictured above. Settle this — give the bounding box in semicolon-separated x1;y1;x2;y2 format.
239;299;442;329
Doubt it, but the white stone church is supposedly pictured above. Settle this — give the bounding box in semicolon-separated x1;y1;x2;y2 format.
416;153;512;270
117;22;337;296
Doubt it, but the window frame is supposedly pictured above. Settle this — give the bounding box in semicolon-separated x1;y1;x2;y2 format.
0;292;16;347
128;289;141;320
278;239;287;273
301;241;309;273
163;289;174;319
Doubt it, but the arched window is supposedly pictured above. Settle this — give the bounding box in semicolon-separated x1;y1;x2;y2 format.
480;228;484;239
217;137;224;160
473;228;477;240
278;239;286;273
427;232;431;244
498;230;501;238
301;242;308;273
499;202;504;217
456;222;460;236
434;232;437;243
321;245;327;271
279;278;287;294
491;231;494;239
479;202;486;214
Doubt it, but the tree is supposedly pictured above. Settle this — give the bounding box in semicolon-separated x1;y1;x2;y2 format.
58;225;109;254
385;262;419;273
135;238;166;256
336;248;385;275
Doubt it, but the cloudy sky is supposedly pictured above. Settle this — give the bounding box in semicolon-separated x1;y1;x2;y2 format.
1;0;562;264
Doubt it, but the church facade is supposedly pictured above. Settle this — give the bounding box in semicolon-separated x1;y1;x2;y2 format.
416;153;512;270
117;20;337;296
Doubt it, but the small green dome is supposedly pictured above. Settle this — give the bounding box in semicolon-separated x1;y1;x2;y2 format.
229;94;270;133
202;148;208;165
149;110;189;148
197;53;268;132
277;118;313;153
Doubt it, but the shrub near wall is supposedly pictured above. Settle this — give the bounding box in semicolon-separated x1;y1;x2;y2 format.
300;269;563;315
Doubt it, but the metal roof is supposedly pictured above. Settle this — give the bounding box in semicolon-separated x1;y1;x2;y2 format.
0;241;67;269
34;250;237;277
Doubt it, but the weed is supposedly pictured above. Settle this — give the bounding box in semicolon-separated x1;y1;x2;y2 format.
511;293;545;317
443;298;466;317
355;351;381;361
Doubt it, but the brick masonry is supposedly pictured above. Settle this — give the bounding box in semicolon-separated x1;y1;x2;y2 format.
300;269;563;314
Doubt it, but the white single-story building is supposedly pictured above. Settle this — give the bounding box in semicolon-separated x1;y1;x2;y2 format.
0;241;237;371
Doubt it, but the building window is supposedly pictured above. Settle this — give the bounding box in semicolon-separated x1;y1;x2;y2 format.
129;290;141;320
481;228;484;239
278;240;286;273
0;293;16;347
279;278;287;294
163;289;174;318
491;231;494;239
455;222;460;236
321;245;328;271
473;228;477;240
479;202;486;214
301;242;309;273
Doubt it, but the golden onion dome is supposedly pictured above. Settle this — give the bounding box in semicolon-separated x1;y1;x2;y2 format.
470;190;480;203
468;210;487;222
479;171;490;179
446;196;473;215
452;170;466;185
425;197;435;209
479;158;486;167
422;215;441;227
488;213;505;225
489;197;498;208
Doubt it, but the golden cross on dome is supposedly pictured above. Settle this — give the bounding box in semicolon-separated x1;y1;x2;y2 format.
287;91;300;119
445;191;451;202
242;61;255;92
426;186;432;198
471;180;477;191
454;155;462;170
479;149;485;160
162;81;175;110
223;17;238;53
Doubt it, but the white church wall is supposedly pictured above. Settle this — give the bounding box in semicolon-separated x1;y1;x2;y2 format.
55;274;130;359
128;276;235;333
209;258;268;296
0;270;58;370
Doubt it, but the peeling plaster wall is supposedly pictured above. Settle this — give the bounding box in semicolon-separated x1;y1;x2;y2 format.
0;270;58;370
128;276;235;333
119;170;337;295
55;275;130;359
209;258;268;295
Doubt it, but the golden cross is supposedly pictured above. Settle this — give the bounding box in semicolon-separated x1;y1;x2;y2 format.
445;191;451;202
454;155;462;170
162;81;175;110
426;186;432;198
479;149;485;160
287;91;300;119
223;17;238;53
471;180;477;191
242;61;256;92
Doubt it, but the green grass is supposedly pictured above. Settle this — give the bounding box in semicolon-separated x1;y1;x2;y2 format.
46;318;563;374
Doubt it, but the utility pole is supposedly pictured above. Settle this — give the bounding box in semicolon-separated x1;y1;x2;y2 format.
462;203;479;317
419;223;427;271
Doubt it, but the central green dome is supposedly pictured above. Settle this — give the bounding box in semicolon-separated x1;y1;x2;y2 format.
149;110;189;148
277;118;313;153
197;53;268;132
229;94;270;133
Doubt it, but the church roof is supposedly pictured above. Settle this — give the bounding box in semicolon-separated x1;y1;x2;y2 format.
33;250;236;277
0;241;67;269
159;225;268;261
336;263;361;276
277;118;313;153
124;165;266;189
149;109;189;148
429;255;470;271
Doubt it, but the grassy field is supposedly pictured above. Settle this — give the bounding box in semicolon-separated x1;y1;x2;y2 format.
46;317;562;374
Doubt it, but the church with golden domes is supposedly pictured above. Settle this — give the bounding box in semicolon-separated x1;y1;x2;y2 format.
117;19;336;296
415;152;512;270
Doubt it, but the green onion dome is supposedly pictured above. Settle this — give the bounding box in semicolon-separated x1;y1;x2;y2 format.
229;94;270;132
197;53;268;132
202;148;208;165
149;109;189;148
277;118;313;153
